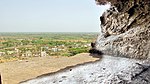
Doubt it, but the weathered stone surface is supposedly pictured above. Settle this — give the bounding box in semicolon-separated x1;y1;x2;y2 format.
95;0;150;59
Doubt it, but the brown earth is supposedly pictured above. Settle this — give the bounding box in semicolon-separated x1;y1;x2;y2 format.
0;53;99;84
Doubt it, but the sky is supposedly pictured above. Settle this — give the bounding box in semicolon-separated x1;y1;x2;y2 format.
0;0;110;32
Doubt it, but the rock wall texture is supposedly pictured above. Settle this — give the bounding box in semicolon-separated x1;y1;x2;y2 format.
95;0;150;59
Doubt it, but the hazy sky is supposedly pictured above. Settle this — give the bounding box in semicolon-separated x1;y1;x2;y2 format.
0;0;110;32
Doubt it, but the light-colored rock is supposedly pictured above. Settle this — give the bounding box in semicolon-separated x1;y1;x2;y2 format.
95;0;150;59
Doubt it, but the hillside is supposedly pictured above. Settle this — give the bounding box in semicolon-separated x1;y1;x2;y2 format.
20;0;150;83
0;53;99;84
21;55;150;84
0;0;149;84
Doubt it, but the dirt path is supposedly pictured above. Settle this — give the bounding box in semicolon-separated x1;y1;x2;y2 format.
0;53;99;84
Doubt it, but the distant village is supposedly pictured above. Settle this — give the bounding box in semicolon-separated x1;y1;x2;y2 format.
0;32;97;62
0;39;91;57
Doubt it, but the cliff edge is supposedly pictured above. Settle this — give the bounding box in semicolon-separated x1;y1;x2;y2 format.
16;1;150;84
95;0;150;59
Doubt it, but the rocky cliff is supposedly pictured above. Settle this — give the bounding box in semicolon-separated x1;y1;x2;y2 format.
95;0;150;59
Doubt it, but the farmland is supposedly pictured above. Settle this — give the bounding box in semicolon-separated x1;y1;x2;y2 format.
0;32;98;63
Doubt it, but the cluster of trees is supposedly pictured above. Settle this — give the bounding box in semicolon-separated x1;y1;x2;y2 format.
1;39;90;56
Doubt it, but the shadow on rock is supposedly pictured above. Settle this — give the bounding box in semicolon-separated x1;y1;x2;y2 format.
89;48;103;58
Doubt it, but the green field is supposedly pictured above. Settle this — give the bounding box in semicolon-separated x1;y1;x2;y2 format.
0;32;98;63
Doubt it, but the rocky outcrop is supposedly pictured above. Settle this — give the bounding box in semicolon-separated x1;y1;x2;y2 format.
95;0;150;59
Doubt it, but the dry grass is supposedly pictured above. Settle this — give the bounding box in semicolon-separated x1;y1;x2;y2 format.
0;53;99;84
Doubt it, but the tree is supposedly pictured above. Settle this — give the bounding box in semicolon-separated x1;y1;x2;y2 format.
21;40;30;45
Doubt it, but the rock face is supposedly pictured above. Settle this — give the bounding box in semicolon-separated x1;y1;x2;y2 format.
95;0;150;59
